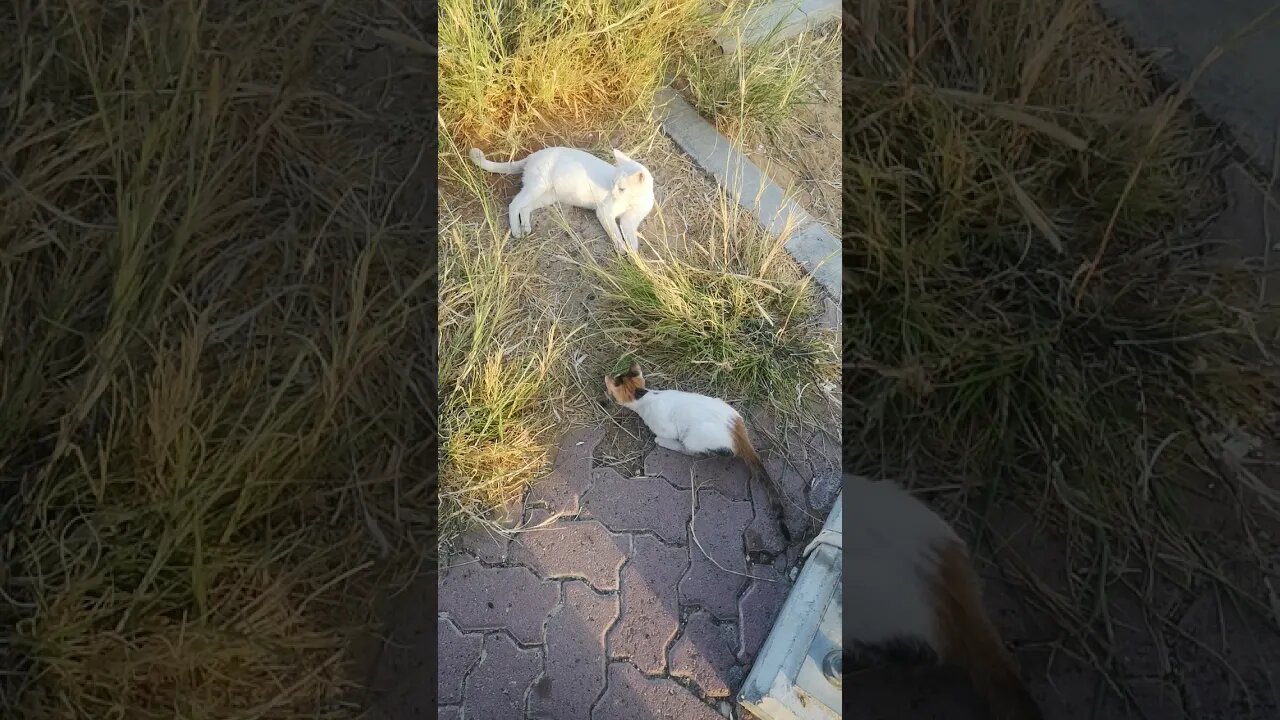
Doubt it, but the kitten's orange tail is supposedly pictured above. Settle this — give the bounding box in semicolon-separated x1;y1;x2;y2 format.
932;540;1043;720
730;417;791;543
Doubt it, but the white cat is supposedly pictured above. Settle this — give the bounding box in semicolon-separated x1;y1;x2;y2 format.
845;475;1043;720
604;362;789;540
469;146;655;252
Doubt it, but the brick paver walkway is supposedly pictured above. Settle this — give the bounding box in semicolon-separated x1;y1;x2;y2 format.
425;425;840;720
363;424;1280;719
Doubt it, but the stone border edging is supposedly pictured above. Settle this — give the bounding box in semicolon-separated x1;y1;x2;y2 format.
653;87;840;312
714;0;842;54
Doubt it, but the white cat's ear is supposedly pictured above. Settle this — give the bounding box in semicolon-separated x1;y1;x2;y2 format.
612;148;633;165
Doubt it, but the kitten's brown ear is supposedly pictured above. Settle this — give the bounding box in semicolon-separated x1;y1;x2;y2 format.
627;361;641;378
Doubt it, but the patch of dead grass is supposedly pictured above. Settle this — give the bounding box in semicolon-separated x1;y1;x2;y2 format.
0;1;429;716
845;0;1280;687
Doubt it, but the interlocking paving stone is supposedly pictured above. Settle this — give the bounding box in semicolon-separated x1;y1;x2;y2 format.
609;534;688;673
690;456;751;501
527;425;606;514
377;672;433;719
736;564;790;662
765;457;820;540
365;573;435;699
509;517;628;591
438;616;482;704
679;489;752;620
437;707;460;720
439;559;559;644
743;476;788;558
457;525;511;564
581;471;689;545
643;447;695;485
594;661;725;720
463;632;542;720
529;581;618;720
808;469;840;514
669;611;740;698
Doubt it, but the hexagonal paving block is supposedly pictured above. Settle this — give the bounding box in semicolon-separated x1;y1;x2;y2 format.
527;425;606;514
643;447;695;484
439;559;559;644
690;456;751;500
581;470;689;545
463;632;542;720
593;661;724;720
765;457;820;540
438;616;482;704
609;534;688;673
508;517;628;592
737;564;790;662
528;581;618;720
669;611;740;698
456;525;511;564
679;489;752;620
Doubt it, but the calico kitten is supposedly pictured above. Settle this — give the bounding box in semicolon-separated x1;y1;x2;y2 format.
469;146;655;252
845;475;1043;720
604;362;789;541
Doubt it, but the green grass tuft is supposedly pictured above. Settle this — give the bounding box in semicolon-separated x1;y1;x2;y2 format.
439;0;732;149
845;0;1279;604
582;199;837;424
0;1;430;716
680;18;837;141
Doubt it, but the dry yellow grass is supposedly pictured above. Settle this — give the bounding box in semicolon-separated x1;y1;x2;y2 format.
845;0;1280;688
1;1;429;716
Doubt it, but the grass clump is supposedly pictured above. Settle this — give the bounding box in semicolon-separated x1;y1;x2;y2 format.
584;198;837;423
846;1;1277;591
438;178;572;545
1;1;429;716
680;20;837;141
439;0;724;149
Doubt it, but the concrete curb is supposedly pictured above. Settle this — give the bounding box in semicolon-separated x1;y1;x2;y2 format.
653;87;840;320
714;0;842;54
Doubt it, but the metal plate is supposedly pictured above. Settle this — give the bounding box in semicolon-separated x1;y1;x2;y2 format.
737;492;843;720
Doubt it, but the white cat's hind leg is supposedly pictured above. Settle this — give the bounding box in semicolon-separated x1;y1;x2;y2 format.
508;188;536;238
510;187;555;238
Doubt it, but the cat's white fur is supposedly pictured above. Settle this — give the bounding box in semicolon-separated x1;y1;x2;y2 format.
845;475;959;649
469;146;655;252
623;387;739;455
603;363;786;539
845;474;1042;720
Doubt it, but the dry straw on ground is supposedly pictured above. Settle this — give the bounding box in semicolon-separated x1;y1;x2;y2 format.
1;1;430;716
845;0;1280;684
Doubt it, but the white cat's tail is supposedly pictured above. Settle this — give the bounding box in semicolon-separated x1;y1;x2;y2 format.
731;417;792;542
469;148;527;174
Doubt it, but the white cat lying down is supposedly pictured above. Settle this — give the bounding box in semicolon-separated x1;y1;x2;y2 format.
469;146;655;252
